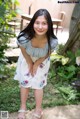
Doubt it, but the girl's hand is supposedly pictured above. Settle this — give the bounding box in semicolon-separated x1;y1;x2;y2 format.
32;62;39;76
32;54;48;76
27;58;33;76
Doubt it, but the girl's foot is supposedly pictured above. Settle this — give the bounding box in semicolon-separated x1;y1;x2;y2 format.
18;109;27;119
32;109;43;119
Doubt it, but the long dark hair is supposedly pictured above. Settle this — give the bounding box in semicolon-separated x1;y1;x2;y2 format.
19;9;57;49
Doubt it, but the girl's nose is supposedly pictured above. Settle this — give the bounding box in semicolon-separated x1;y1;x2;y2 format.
39;24;42;28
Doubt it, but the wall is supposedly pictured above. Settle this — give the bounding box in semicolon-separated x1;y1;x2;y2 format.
18;0;75;28
60;3;75;28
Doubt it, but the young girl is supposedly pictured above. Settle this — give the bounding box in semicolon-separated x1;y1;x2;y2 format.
14;9;58;119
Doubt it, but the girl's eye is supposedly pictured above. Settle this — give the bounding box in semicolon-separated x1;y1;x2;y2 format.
34;21;47;25
35;21;39;24
42;22;47;25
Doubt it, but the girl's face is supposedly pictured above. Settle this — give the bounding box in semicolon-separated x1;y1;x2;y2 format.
33;15;48;36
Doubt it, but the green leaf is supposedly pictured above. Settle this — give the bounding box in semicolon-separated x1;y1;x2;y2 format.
75;49;80;57
67;65;76;72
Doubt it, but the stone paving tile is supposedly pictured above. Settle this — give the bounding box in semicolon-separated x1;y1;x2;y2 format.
8;105;80;119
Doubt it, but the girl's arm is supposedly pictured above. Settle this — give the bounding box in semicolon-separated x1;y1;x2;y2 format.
34;52;49;65
19;46;33;75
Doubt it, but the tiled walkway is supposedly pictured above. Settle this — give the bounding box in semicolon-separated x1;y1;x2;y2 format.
9;105;80;119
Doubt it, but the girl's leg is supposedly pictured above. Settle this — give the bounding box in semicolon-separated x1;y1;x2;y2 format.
18;87;29;119
34;89;43;116
20;86;29;110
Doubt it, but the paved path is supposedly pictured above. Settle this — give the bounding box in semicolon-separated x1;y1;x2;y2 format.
9;105;80;119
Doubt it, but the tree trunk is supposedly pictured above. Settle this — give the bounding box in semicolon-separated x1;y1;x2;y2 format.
62;1;80;54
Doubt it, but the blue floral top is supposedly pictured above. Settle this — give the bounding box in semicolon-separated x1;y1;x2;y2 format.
17;32;58;58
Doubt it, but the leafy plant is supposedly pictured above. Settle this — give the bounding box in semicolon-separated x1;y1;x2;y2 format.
50;53;69;65
57;86;77;102
57;65;77;82
0;0;19;62
49;49;80;102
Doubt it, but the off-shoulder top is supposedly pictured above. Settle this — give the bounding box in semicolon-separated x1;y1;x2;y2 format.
17;32;58;58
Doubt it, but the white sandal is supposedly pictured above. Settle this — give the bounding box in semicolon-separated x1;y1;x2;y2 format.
18;109;27;119
32;111;43;119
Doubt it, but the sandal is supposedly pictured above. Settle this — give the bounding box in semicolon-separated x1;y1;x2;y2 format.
18;109;27;119
32;111;43;119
